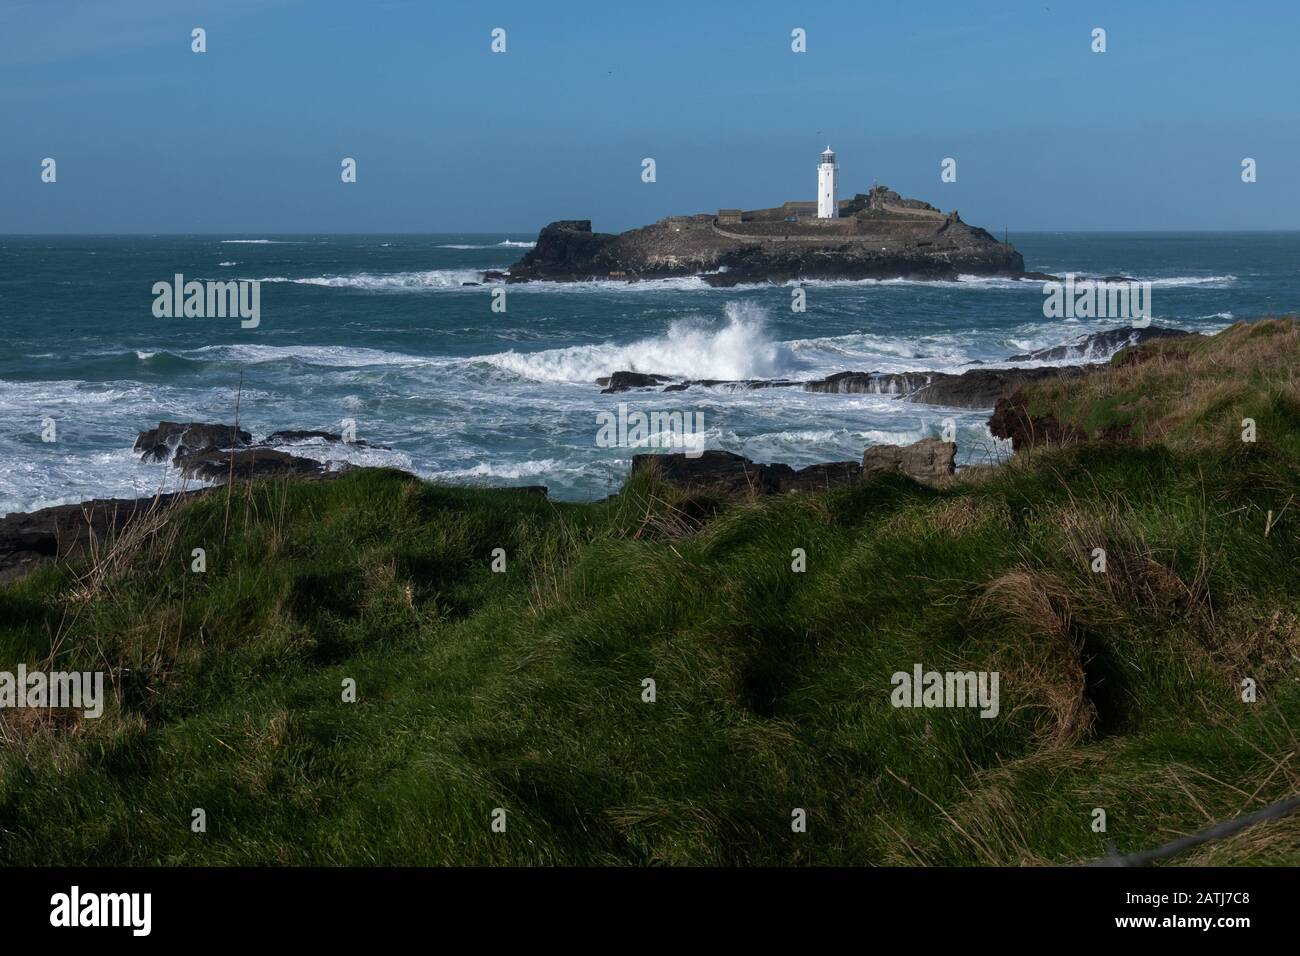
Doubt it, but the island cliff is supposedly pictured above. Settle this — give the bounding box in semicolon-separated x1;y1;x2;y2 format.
508;185;1025;285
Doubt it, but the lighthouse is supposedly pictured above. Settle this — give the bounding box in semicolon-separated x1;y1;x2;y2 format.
817;146;838;219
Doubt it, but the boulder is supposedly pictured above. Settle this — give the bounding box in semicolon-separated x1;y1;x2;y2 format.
0;491;201;583
862;438;956;482
134;421;251;463
774;461;862;494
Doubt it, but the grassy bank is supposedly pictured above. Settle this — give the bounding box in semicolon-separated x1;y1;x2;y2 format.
2;321;1298;865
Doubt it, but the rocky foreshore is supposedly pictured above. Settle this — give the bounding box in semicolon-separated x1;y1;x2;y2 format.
0;326;1195;581
0;425;382;581
132;420;392;482
599;326;1194;408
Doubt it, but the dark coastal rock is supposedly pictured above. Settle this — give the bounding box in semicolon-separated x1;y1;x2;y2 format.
509;220;622;282
509;185;1024;284
802;366;1097;409
600;371;674;394
670;378;802;392
132;422;394;485
1006;326;1195;363
590;322;1180;410
905;366;1097;408
0;491;202;583
631;439;953;497
862;438;955;481
595;365;1100;410
631;451;782;495
134;421;251;463
988;392;1087;451
803;371;933;396
774;461;863;494
175;447;334;482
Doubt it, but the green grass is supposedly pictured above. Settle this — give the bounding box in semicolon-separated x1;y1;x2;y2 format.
2;324;1299;866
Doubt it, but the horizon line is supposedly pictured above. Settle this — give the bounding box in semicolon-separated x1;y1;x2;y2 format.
5;228;1300;237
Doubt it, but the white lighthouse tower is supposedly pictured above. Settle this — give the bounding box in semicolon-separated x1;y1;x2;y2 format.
817;146;838;219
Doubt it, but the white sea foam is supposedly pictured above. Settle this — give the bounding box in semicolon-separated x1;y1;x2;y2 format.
721;274;1041;291
184;343;438;368
1142;274;1236;287
258;270;490;290
482;301;795;383
431;458;566;480
267;441;414;473
517;276;715;293
437;240;536;249
787;331;975;373
256;271;724;294
219;239;286;244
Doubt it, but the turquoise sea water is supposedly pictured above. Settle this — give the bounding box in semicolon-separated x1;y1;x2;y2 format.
1;232;1297;514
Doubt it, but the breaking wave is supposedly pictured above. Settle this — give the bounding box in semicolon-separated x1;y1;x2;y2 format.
259;270;490;290
1140;275;1236;287
482;301;796;383
437;240;536;249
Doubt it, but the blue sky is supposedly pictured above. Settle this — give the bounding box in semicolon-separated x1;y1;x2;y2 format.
2;0;1297;233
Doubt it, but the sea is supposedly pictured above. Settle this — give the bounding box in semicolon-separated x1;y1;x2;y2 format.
2;232;1297;515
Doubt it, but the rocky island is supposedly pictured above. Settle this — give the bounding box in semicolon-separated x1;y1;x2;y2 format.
507;184;1025;286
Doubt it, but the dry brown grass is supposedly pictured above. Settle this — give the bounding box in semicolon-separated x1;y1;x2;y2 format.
0;706;147;771
973;569;1097;748
876;496;1010;539
1028;318;1300;445
1050;502;1207;619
